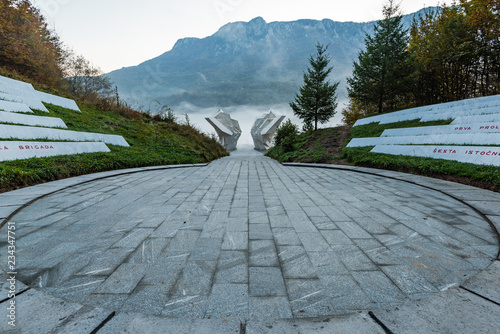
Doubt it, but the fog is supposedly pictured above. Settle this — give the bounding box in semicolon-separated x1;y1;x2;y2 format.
174;101;347;150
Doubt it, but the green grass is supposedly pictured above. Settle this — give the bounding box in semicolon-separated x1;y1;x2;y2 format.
347;119;453;140
0;102;228;192
268;117;500;191
267;128;343;163
344;119;500;189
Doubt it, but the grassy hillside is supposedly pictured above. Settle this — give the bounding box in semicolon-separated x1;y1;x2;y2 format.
0;102;228;193
267;119;500;192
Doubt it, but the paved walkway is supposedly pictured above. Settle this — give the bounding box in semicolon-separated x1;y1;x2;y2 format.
1;152;499;333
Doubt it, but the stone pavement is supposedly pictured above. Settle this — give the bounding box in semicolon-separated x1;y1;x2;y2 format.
0;151;499;333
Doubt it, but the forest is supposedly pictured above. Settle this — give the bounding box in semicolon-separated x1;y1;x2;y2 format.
344;0;500;124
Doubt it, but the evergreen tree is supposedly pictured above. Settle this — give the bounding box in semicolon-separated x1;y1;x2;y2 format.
347;0;413;114
290;43;339;131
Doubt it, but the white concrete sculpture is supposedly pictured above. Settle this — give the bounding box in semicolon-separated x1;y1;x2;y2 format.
0;111;67;128
0;124;130;147
0;141;110;162
206;110;241;151
371;145;500;167
251;110;286;151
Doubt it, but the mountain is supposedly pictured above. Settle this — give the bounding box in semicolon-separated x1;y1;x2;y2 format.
107;9;434;110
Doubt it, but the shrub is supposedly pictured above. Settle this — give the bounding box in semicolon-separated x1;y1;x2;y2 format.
275;119;299;152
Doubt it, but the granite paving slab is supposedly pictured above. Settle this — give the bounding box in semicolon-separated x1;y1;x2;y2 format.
372;287;500;334
0;153;499;333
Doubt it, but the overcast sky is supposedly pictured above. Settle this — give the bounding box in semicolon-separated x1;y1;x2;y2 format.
32;0;447;73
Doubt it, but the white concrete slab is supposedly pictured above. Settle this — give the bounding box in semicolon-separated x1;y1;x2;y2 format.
452;114;500;124
353;94;500;126
0;124;129;146
381;123;500;137
420;106;500;122
371;145;500;166
36;91;80;111
0;99;33;113
0;110;67;128
0;75;48;111
0;90;48;112
0;141;110;161
347;133;500;147
0;74;35;91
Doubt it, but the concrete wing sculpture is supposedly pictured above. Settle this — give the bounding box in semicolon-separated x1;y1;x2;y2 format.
251;110;286;151
206;110;241;151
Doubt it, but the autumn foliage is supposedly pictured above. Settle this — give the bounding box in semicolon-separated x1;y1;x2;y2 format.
344;0;500;124
410;0;500;106
0;0;64;86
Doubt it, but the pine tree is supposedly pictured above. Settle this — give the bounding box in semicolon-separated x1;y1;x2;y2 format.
347;0;413;114
290;43;339;131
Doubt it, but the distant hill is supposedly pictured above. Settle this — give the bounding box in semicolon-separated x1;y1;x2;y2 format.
107;8;434;109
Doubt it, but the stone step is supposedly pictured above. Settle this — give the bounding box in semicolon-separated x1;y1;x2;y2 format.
0;124;129;147
0;110;67;128
0;141;110;161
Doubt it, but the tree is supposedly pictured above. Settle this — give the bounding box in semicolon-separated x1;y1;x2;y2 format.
0;0;64;85
274;119;299;152
409;0;499;105
63;50;114;101
290;43;339;131
347;0;413;114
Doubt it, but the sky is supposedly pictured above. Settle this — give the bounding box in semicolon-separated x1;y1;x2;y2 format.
32;0;448;73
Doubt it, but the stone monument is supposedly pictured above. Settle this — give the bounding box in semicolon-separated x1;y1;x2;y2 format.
251;110;286;151
206;110;241;151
